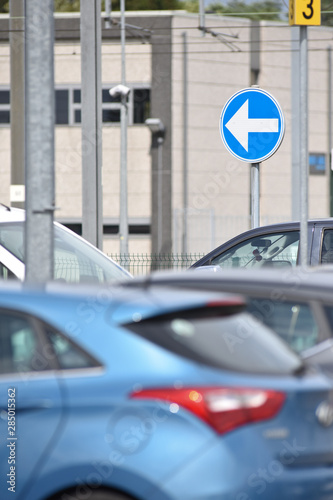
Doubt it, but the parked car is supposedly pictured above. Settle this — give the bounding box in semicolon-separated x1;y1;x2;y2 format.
1;280;333;499
127;267;333;375
0;204;131;282
191;219;333;269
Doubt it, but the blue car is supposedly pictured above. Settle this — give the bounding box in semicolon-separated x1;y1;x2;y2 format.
1;281;333;500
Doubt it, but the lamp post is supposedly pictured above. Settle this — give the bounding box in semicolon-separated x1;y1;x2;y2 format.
145;118;165;254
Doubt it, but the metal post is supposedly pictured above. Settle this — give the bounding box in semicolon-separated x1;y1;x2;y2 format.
25;0;55;283
291;26;301;220
328;47;333;216
119;0;129;255
250;163;260;228
105;0;111;29
182;32;188;254
10;0;25;209
299;25;308;266
199;0;205;34
81;0;103;249
157;136;163;254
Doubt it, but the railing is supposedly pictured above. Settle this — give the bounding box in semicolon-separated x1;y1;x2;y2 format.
109;253;205;276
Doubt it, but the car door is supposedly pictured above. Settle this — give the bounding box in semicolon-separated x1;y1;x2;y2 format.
0;309;65;500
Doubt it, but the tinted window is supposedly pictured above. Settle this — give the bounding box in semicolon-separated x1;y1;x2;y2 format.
46;328;99;370
55;89;69;125
247;298;318;353
210;231;299;269
127;312;302;375
0;313;41;374
321;230;333;264
133;88;150;124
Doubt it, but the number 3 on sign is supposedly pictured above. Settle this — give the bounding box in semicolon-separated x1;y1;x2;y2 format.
289;0;321;25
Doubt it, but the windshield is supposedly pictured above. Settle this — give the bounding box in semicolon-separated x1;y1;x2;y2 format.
0;221;130;283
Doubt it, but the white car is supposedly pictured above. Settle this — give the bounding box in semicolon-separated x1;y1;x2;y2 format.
0;204;131;283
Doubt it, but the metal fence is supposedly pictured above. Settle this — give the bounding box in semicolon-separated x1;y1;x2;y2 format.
109;253;205;276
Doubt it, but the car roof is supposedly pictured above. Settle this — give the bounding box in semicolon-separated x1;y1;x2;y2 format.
124;267;333;303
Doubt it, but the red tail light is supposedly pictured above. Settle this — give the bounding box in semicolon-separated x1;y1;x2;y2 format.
130;387;285;434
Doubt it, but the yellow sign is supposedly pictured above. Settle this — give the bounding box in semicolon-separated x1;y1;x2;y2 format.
289;0;321;25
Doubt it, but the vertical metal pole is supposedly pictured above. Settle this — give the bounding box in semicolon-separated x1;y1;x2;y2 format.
10;0;25;209
119;0;129;254
182;32;188;254
328;47;333;216
157;137;163;254
199;0;205;34
250;163;260;228
105;0;111;29
81;0;103;249
25;0;55;283
291;26;301;220
299;25;308;266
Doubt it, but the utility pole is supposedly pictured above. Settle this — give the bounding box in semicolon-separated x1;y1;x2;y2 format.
25;0;55;282
81;0;103;250
10;0;25;209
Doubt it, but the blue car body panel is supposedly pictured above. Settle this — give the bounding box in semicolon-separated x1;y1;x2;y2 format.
1;284;333;500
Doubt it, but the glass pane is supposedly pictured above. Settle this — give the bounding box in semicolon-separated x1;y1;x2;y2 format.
55;89;69;125
103;109;121;123
128;312;302;375
102;89;121;103
0;314;39;374
321;230;333;264
0;90;10;104
247;299;318;353
73;89;81;103
74;109;81;123
46;329;98;370
211;231;299;269
0;111;10;124
133;88;150;124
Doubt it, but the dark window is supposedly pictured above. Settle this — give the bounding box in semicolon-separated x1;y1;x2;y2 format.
74;109;81;123
0;90;10;104
102;89;121;103
55;89;69;125
73;89;81;103
133;88;150;124
103;109;121;123
0;313;42;374
321;230;333;264
0;111;10;124
127;311;302;375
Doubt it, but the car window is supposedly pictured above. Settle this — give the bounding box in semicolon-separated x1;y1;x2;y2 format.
0;309;101;375
0;312;42;374
0;263;18;280
247;299;319;354
46;328;100;370
210;231;299;269
0;221;129;283
321;230;333;264
127;311;302;375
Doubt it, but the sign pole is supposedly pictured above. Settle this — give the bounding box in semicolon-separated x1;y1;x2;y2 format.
299;25;308;266
251;163;260;228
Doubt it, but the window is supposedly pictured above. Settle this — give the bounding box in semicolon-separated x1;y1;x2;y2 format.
0;89;10;124
247;299;318;353
0;309;101;374
321;230;333;264
0;85;150;126
210;231;299;269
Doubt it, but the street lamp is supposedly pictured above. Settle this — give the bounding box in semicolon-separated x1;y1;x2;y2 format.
145;118;165;254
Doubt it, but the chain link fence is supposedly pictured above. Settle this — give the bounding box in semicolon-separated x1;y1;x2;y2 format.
109;253;205;276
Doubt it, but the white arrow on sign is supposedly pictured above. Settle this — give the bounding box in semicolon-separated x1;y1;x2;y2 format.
225;100;279;152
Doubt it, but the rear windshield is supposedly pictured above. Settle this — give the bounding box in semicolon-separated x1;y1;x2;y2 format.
127;311;303;375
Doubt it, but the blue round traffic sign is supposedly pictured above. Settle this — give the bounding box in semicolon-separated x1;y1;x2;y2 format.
220;88;285;163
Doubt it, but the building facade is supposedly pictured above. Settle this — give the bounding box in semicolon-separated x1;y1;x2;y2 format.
0;11;332;255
